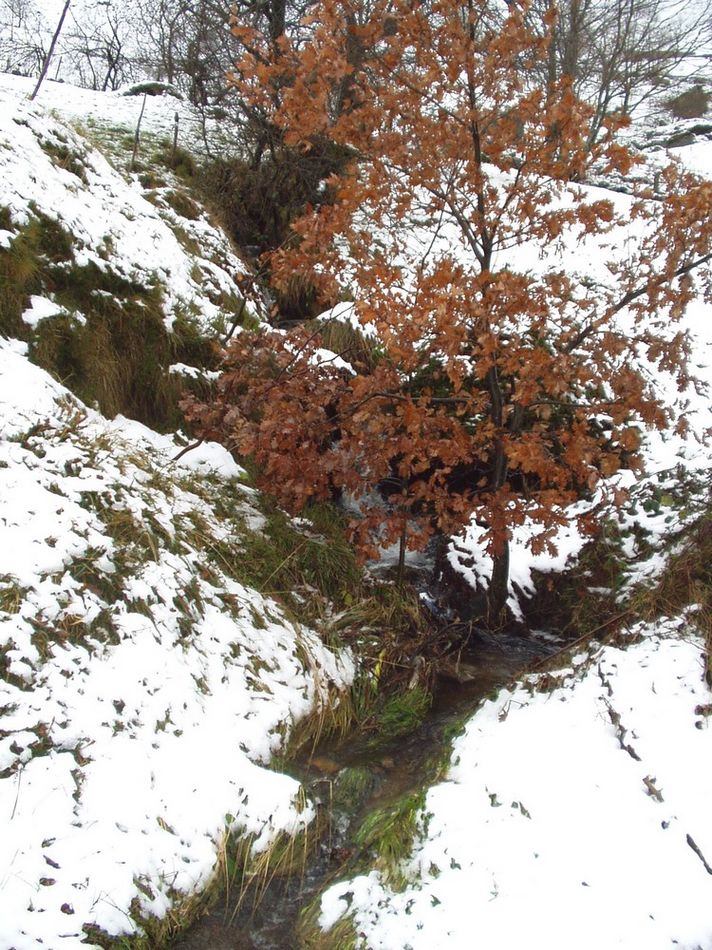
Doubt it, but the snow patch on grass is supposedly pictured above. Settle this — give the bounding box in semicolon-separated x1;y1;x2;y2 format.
0;80;248;337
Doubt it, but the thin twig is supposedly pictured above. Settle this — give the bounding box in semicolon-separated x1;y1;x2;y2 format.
171;438;204;463
687;834;712;875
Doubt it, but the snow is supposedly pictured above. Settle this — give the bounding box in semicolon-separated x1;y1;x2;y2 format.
319;621;712;949
316;300;379;340
670;141;712;178
0;77;250;338
447;502;590;620
21;294;65;327
105;415;245;479
0;58;710;950
0;338;353;947
0;71;231;158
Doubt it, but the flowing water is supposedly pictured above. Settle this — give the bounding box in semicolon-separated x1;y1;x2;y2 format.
174;630;556;950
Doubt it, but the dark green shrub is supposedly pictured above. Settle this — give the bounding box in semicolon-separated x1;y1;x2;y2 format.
666;85;710;120
199;140;353;321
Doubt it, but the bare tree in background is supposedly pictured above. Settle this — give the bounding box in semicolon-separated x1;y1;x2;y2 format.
529;0;711;144
132;0;238;102
66;1;138;91
0;0;48;75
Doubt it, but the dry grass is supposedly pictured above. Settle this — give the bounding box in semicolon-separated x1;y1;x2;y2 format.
309;316;380;373
221;799;325;925
298;904;359;950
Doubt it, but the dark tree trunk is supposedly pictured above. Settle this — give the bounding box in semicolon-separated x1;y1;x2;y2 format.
485;365;510;624
30;0;71;101
486;433;510;623
488;539;510;624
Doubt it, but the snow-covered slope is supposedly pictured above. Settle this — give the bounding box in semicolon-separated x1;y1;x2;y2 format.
0;71;234;159
0;80;249;339
0;78;354;948
0;337;353;949
319;622;712;949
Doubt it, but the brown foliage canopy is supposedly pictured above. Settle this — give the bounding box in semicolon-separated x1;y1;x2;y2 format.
184;0;712;612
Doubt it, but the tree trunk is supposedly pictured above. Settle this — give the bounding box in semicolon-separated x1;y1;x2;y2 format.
485;364;510;624
486;433;510;624
396;500;408;589
488;539;510;624
30;0;71;101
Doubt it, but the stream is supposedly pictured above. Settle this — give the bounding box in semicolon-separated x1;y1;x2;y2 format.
174;630;556;949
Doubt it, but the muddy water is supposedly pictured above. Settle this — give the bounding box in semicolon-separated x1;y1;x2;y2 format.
174;631;555;950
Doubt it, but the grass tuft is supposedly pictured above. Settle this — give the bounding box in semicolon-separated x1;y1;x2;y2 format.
353;790;425;890
298;898;359;950
306;315;380;374
376;686;432;741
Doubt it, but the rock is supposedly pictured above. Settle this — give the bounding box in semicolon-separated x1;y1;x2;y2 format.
308;754;341;775
666;131;697;147
438;658;481;684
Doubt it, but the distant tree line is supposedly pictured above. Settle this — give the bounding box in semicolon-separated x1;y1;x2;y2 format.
1;0;709;133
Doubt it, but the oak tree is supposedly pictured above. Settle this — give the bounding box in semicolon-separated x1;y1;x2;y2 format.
184;0;712;621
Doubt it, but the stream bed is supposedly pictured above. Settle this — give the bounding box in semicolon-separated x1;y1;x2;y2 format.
174;631;556;949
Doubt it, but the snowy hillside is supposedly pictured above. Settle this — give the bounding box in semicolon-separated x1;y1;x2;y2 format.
0;77;249;334
1;56;711;950
0;72;236;160
0;339;353;948
0;77;263;439
0;79;354;948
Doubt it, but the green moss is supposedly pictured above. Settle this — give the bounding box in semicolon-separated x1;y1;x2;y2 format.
333;765;375;810
354;789;425;889
376;686;432;741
